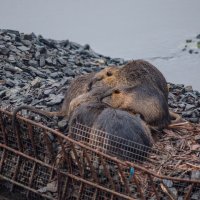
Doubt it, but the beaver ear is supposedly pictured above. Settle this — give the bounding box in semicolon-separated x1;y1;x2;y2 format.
106;71;112;76
113;89;120;94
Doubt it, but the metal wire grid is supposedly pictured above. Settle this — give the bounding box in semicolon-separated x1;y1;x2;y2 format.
69;122;160;164
0;109;200;200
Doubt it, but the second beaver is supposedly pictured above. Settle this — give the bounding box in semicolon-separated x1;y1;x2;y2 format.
68;101;153;162
100;84;171;129
88;60;169;100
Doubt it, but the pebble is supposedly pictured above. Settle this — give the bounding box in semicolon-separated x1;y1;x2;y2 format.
0;45;9;55
163;179;173;187
17;45;30;51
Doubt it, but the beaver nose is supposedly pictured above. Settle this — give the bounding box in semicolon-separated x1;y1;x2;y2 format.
98;90;113;101
87;77;102;91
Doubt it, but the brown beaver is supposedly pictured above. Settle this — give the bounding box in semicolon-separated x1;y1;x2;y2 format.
88;60;168;100
67;86;112;117
12;72;97;129
99;84;171;129
69;102;153;162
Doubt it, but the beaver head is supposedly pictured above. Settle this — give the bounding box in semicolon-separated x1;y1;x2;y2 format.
99;85;171;129
87;66;120;90
100;87;136;112
68;86;112;117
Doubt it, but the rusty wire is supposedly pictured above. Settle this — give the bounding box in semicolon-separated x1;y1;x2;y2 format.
0;109;200;200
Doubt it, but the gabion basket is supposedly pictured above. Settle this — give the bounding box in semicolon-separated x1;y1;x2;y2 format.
0;109;200;200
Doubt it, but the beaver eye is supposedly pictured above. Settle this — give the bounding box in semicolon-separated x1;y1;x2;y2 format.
114;89;120;94
106;71;112;76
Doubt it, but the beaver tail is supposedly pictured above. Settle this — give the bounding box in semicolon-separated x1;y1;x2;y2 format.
12;105;61;131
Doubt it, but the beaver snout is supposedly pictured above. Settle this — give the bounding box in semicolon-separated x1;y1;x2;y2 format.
87;77;103;91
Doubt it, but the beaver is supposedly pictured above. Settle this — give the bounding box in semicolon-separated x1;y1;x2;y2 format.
88;60;168;100
67;86;112;117
12;72;97;129
68;101;153;162
91;108;153;162
99;85;171;129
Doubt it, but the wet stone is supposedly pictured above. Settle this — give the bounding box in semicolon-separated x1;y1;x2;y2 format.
47;94;64;106
8;55;16;63
194;135;200;143
191;171;200;179
39;57;46;67
22;39;32;46
50;72;63;79
185;104;196;111
169;187;178;197
28;60;38;67
58;119;68;131
5;80;15;87
17;45;30;51
0;90;6;98
163;179;173;188
63;68;75;76
0;45;9;55
196;34;200;39
57;57;67;65
191;192;200;200
46;57;53;65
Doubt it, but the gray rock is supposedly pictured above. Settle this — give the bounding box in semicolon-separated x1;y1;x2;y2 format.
5;80;15;87
0;45;9;55
191;171;200;179
4;65;22;73
178;197;183;200
39;57;46;67
45;57;53;65
163;179;173;187
31;77;41;88
0;90;6;98
63;68;75;76
44;89;55;96
29;60;38;67
185;104;196;111
189;118;199;123
17;45;30;51
196;34;200;39
24;33;35;40
46;94;64;106
58;119;68;131
169;187;177;197
3;35;11;41
57;57;67;65
191;192;200;200
182;111;193;118
8;55;16;63
22;39;32;46
194;135;200;143
50;72;63;79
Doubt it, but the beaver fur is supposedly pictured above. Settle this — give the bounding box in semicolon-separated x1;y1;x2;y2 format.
88;60;168;100
91;107;153;161
67;86;112;117
68;102;153;161
100;84;171;129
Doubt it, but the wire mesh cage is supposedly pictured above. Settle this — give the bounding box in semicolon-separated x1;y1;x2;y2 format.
0;109;200;200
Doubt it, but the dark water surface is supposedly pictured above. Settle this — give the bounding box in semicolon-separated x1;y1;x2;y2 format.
0;0;200;89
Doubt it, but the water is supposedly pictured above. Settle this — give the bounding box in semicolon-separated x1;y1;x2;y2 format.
0;0;200;89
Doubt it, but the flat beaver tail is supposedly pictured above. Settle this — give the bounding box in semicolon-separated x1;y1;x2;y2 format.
12;105;61;131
